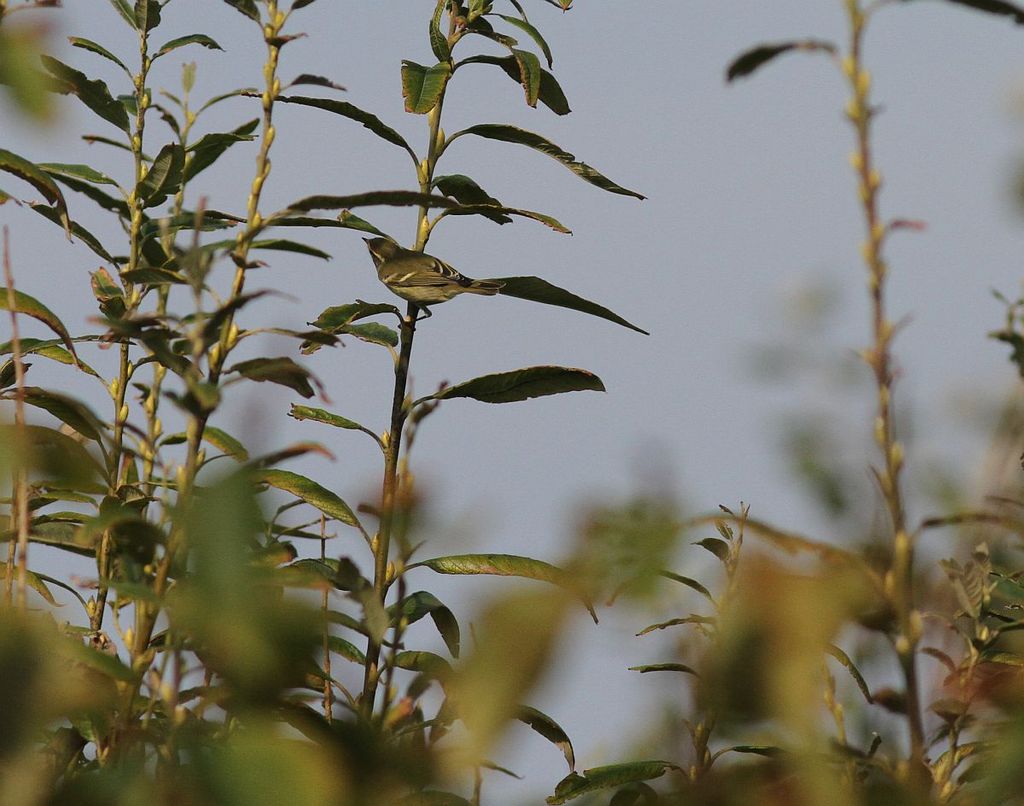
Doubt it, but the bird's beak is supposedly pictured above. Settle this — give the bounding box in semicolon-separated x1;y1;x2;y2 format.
361;237;371;245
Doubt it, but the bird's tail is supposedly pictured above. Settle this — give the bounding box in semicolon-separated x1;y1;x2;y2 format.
463;279;504;296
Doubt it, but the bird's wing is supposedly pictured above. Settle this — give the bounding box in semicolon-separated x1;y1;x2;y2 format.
382;255;475;288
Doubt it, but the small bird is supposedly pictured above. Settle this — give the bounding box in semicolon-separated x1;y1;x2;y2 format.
363;237;503;318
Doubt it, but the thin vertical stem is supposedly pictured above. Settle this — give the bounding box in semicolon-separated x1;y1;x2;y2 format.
842;0;924;772
321;515;334;723
2;228;29;610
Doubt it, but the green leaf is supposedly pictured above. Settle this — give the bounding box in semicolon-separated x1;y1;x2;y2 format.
390;591;461;658
228;356;319;398
67;37;131;76
497;13;554;67
547;762;681;805
518;706;575;771
410;553;595;620
107;0;136;27
636;615;715;637
30;203;114;264
256;469;360;528
0;338;100;378
439;204;570;233
249;239;331;260
48;172;130;218
338;322;399;348
310;302;401;329
39;162;119;188
401;60;452;114
134;0;161;31
60;638;134;682
222;0;261;21
468;0;493;21
448;124;644;199
430;0;451;61
725;40;837;82
41;55;131;133
459;54;569;114
154;34;224;59
0;149;70;234
327;635;366;665
203;426;250;462
17;388;106;443
184;119;259;181
628;663;698;676
695;537;729;561
268;212;387;238
657;571;714;601
434;174;505;216
137;143;184;208
0;289;77;358
825;643;874;704
429;365;604;404
0;567;56;605
394;650;453;680
276;96;417;163
289;404;372;434
284;190;460;213
907;0;1024;23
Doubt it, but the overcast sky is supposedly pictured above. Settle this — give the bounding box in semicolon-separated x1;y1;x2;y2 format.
5;1;1024;801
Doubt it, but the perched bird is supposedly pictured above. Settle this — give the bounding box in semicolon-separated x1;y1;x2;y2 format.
363;237;503;317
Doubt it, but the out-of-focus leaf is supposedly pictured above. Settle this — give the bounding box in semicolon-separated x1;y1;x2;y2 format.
725;40;837;82
41;55;131;133
658;571;714;601
390;591;460;658
428;365;604;404
547;762;681;805
16;387;106;443
826;643;874;704
695;537;729;561
447;124;644;199
517;705;575;771
256;469;360;528
628;663;698;676
401;60;452;114
490;276;648;334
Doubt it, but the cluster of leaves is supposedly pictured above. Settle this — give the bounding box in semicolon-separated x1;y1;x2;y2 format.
0;0;648;803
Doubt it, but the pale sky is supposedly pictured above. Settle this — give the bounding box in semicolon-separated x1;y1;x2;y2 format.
4;1;1024;801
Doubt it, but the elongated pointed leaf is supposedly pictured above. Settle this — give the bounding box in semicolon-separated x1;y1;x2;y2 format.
658;571;714;601
68;37;131;75
154;34;224;59
41;56;130;133
0;149;70;234
327;635;366;664
826;643;874;704
449;124;643;198
269;213;387;237
0;289;77;357
518;706;575;771
431;365;604;404
636;615;715;636
497;13;554;67
493;276;648;333
222;0;260;21
285;190;459;213
277;96;417;162
107;0;136;27
430;0;451;61
30;203;113;264
459;54;569;115
228;356;319;398
285;74;346;91
203;426;249;461
439;204;570;233
401;60;452;114
310;302;401;329
628;663;698;676
904;0;1024;22
39;162;118;188
256;469;359;527
17;388;106;443
547;762;681;805
60;637;134;682
135;0;161;31
725;40;837;82
288;405;369;432
184;119;258;181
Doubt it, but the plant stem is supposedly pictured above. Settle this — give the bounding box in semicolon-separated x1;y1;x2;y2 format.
2;228;29;610
842;0;924;772
360;1;459;720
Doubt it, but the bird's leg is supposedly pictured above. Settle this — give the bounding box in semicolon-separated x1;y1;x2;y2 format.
414;305;432;322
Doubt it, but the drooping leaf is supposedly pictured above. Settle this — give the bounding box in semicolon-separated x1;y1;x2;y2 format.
459;53;569;114
310;302;401;329
496;13;554;67
0;149;70;234
268;212;387;238
389;591;461;658
0;289;77;357
276;96;417;162
429;0;451;61
903;0;1024;22
59;637;134;682
826;643;874;704
547;762;681;805
285;73;346;91
725;40;837;82
657;571;714;601
636;615;715;637
447;124;644;199
16;388;106;443
228;356;319;398
401;60;452;114
222;0;261;21
203;426;250;462
67;37;131;76
38;162;119;188
517;706;575;771
428;365;604;404
41;55;131;133
491;275;648;333
394;650;453;680
30;203;114;264
256;469;360;528
439;204;570;233
154;34;224;59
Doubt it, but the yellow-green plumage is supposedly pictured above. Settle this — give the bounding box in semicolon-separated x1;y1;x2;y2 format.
363;237;503;307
